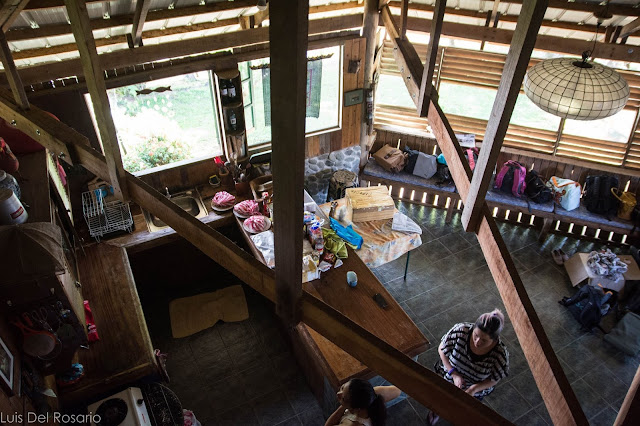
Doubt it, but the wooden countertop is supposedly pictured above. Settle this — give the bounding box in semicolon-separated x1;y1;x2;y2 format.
235;215;429;388
104;184;243;252
59;244;156;406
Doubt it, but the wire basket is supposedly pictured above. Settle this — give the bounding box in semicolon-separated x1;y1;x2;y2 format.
82;189;133;241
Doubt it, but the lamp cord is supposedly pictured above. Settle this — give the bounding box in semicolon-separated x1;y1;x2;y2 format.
583;22;602;64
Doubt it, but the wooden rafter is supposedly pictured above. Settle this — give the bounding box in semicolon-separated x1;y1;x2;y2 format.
417;0;445;117
620;17;640;40
398;0;408;40
0;31;28;109
8;1;359;42
270;0;307;324
64;0;127;200
130;0;151;47
7;14;363;86
399;16;640;63
0;87;513;425
461;0;547;232
0;0;31;32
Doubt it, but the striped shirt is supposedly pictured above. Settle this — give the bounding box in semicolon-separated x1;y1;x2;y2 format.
438;323;509;397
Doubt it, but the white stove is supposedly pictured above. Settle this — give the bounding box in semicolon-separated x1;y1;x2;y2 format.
88;387;151;426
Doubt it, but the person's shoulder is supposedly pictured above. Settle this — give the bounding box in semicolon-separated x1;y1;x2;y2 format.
494;340;510;359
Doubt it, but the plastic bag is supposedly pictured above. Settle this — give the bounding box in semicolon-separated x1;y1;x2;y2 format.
183;409;201;426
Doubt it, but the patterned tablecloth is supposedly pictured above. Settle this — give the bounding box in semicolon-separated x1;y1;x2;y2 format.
319;199;422;268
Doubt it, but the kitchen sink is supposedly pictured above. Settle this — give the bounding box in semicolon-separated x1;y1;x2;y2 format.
143;189;208;232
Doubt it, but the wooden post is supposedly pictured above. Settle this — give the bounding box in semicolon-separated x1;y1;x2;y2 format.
615;365;640;425
417;0;445;117
461;0;547;233
269;0;307;325
399;0;408;40
131;0;151;47
428;98;588;426
0;32;29;110
64;0;130;201
360;0;379;165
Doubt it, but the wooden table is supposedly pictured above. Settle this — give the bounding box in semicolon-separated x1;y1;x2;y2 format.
235;205;428;413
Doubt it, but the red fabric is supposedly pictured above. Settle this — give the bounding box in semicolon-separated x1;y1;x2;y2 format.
56;158;67;186
84;300;99;342
0;112;60;155
0;138;19;173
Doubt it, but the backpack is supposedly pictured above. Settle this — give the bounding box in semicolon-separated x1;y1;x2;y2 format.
559;285;612;331
524;170;553;203
435;163;452;184
465;148;479;172
495;160;526;197
413;152;438;179
403;147;420;174
373;145;407;173
584;175;619;217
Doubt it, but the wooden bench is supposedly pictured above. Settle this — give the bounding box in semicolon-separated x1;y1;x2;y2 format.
362;129;640;245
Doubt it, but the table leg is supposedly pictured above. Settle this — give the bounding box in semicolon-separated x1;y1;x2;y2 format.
404;251;410;281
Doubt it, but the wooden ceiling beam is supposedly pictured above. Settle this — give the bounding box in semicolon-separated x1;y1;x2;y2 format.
399;16;640;63
9;1;359;42
387;1;600;34
380;5;422;106
620;17;640;40
9;13;362;86
427;97;588;426
462;0;547;232
0;31;28;109
270;0;306;324
417;0;444;117
64;0;127;201
0;86;510;425
0;0;31;32
130;0;151;48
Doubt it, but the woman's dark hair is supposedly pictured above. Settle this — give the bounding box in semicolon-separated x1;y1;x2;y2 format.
475;308;505;340
348;378;387;426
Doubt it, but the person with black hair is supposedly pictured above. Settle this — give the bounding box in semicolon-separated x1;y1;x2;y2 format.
428;309;510;425
325;378;400;426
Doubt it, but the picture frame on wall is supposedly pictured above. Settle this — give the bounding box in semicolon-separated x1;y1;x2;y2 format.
0;336;14;395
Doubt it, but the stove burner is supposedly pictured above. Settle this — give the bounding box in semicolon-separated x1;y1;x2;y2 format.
95;398;128;426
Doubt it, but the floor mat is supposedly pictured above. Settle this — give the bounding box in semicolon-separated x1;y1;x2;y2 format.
169;285;248;338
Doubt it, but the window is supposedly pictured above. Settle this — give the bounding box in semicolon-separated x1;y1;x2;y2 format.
438;82;497;121
87;72;222;173
510;93;562;131
563;109;636;143
376;74;416;109
240;45;342;146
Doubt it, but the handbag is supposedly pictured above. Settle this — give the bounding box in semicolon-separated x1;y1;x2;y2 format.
549;176;581;211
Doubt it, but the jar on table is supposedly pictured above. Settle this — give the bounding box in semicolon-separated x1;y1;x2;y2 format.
0;170;20;199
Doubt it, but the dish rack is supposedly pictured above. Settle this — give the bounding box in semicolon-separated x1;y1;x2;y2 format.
82;189;133;241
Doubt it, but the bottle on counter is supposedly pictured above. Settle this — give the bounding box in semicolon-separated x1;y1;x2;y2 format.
307;222;324;253
229;110;238;131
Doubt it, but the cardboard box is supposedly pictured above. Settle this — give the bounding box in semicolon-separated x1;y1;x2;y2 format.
346;186;395;222
564;253;640;292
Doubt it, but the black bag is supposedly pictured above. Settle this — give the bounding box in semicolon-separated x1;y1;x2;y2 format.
525;170;553;203
559;285;612;331
435;163;452;184
584;175;619;216
403;146;420;174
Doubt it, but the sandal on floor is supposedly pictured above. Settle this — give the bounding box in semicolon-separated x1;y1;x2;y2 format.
558;249;569;262
427;411;440;425
552;249;563;265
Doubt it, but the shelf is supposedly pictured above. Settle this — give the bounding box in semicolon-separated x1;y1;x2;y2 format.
217;69;240;80
226;129;246;137
222;100;243;109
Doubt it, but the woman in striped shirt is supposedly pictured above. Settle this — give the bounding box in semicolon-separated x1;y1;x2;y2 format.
428;309;509;425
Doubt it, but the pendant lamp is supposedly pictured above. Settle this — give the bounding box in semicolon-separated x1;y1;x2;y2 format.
524;13;629;121
524;53;630;120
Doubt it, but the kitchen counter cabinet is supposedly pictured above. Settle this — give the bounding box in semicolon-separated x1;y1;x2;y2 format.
60;243;156;406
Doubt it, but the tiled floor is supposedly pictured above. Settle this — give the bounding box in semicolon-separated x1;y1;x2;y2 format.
134;202;639;425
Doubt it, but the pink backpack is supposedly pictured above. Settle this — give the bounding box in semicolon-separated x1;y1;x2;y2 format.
495;160;527;198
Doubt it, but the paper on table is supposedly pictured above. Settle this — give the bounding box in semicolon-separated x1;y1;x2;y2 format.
250;230;275;268
391;212;422;234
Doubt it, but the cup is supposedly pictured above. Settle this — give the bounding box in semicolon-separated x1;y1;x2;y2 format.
347;271;358;287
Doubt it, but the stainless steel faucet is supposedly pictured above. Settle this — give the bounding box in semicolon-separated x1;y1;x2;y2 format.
165;187;171;198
